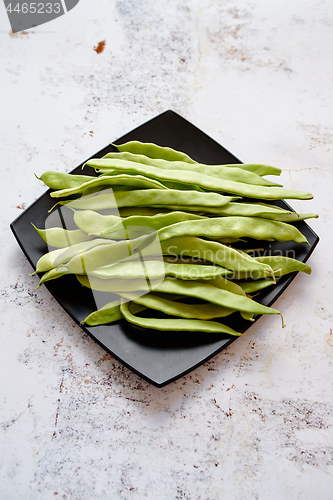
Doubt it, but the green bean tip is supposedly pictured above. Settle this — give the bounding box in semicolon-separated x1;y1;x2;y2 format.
280;313;285;328
48;202;60;213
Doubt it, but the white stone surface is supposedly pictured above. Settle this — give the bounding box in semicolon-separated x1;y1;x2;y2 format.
0;0;332;499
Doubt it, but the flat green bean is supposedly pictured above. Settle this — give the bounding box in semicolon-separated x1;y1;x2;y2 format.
81;300;146;326
74;210;121;235
60;189;238;211
88;260;231;280
156;217;308;245
89;211;207;238
121;293;236;319
235;256;311;282
114;141;197;163
37;171;96;190
160;236;273;275
238;278;277;294
198;276;254;321
119;207;171;217
32;224;93;248
50;174;168;198
82;301;122;326
113;142;282;176
255;255;311;276
198;202;318;222
65;235;147;274
77;274;156;293
104;152;281;187
87;158;313;200
79;275;281;317
35;238;114;273
120;300;241;335
36;266;70;288
154;278;281;317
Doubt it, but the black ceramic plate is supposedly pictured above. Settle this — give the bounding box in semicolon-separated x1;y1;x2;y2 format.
10;110;319;387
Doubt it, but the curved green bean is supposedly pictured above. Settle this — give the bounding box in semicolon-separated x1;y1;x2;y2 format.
82;301;122;326
121;293;236;319
120;300;241;335
113;141;197;163
81;300;146;326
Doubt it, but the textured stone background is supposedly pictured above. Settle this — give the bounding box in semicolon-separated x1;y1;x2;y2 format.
0;0;332;498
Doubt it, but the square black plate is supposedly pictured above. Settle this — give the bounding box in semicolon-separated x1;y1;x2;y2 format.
10;110;319;387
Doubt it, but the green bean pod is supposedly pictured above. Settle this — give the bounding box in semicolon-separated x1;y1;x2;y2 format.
82;301;122;326
156;217;308;245
198;202;318;222
32;224;93;248
160;236;273;276
60;189;238;211
82;301;146;326
50;174;168;198
121;293;236;320
35;238;115;273
113;142;282;176
78;275;281;318
73;210;121;235
237;278;277;294
234;255;312;289
103;152;281;187
36;266;70;288
198;276;254;321
155;278;282;317
87;211;207;238
254;255;312;276
87;158;313;200
77;274;157;293
87;260;231;281
113;141;197;163
119;300;241;335
37;171;96;190
64;235;149;274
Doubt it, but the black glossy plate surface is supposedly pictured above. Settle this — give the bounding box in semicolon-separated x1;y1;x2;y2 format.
10;110;319;386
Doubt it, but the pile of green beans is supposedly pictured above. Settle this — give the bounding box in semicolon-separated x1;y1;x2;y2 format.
32;141;317;335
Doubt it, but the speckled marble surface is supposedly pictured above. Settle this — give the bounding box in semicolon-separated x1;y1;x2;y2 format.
1;1;333;499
